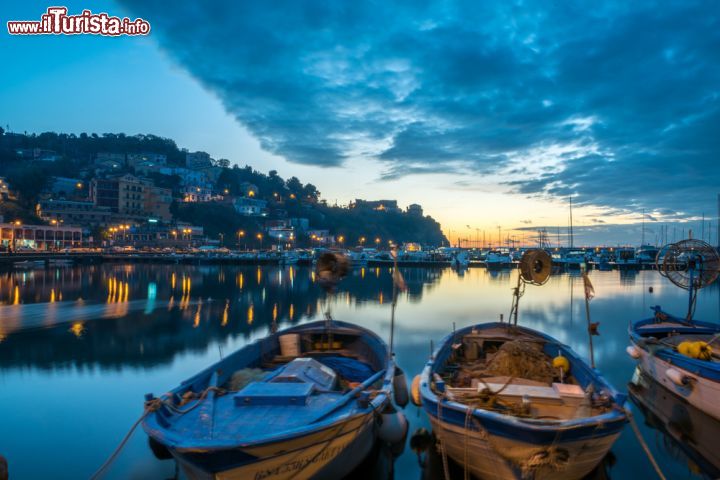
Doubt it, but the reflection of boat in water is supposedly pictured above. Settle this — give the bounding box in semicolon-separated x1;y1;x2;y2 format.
143;320;406;480
629;367;720;478
12;260;45;270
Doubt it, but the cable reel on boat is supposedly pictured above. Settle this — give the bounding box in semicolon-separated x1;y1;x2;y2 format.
519;249;553;286
657;239;720;320
510;249;553;326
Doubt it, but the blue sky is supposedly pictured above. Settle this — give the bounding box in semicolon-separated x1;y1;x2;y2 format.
3;1;720;245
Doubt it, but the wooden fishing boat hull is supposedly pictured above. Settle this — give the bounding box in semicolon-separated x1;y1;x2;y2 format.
628;311;720;421
427;415;620;480
420;323;626;480
173;414;376;480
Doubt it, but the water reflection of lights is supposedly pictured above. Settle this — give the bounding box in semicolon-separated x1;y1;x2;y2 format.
247;304;254;324
272;303;278;322
256;267;262;284
50;289;56;303
221;300;229;327
171;272;176;290
289;303;294;320
193;300;202;328
237;273;244;290
13;285;20;305
69;322;85;338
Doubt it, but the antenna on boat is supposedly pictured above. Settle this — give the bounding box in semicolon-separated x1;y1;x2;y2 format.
656;238;720;321
509;249;552;326
315;252;350;346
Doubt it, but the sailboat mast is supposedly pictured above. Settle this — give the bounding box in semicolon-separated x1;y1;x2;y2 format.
641;208;645;245
569;196;574;249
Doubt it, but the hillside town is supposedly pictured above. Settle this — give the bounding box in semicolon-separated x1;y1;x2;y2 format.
0;131;445;252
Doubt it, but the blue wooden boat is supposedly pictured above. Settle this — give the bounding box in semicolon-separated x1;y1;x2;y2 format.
414;322;627;480
142;320;403;480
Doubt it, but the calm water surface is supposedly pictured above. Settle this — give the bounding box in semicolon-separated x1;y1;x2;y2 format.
1;264;719;479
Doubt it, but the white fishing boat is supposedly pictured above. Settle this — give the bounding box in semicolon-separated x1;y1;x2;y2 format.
627;239;720;421
484;250;512;269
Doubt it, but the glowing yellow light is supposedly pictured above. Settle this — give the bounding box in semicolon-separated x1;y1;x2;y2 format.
50;288;55;303
361;267;365;279
379;291;384;304
256;268;262;284
171;272;176;290
248;190;255;197
13;285;19;305
222;301;229;327
69;322;85;338
247;304;254;324
272;303;278;322
289;304;294;320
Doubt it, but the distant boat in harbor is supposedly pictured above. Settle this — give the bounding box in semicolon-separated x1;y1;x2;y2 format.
484;249;512;269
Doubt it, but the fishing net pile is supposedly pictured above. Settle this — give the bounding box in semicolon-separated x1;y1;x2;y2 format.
458;340;555;385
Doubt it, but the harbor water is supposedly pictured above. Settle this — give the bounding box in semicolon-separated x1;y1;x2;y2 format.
1;263;718;479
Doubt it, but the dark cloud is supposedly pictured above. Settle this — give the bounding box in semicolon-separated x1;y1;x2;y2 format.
119;0;720;216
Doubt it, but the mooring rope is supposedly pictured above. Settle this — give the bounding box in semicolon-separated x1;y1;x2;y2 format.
624;407;667;480
436;393;451;480
90;387;226;480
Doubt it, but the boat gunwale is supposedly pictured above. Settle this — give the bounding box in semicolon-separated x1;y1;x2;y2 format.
142;319;395;449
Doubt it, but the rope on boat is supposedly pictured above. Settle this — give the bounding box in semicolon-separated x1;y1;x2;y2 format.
624;407;667;480
89;387;226;480
89;398;162;480
436;394;451;480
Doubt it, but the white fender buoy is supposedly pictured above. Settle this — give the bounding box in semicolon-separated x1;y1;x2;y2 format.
393;367;409;408
411;375;422;406
378;406;409;445
666;368;693;387
626;345;641;359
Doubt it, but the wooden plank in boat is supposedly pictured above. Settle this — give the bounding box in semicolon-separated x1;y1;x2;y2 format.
471;376;549;387
448;383;563;404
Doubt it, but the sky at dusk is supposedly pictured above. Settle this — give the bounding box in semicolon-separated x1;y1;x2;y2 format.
2;1;720;246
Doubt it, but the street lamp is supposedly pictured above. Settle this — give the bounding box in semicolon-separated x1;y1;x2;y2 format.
375;237;381;248
238;230;246;250
359;236;366;247
256;233;263;250
338;235;344;247
11;220;22;253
